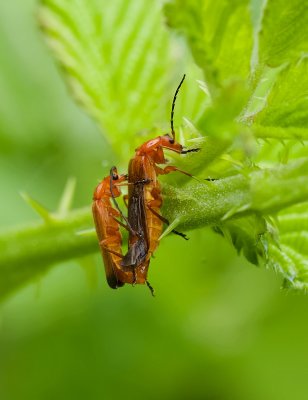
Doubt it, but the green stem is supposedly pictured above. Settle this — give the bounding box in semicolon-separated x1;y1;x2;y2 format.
0;209;95;299
163;157;308;228
0;158;307;300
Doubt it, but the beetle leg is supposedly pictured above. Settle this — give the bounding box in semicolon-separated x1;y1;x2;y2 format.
148;188;188;240
111;192;138;237
123;194;129;208
155;165;193;178
113;182;129;187
111;215;142;240
146;280;155;297
146;203;189;240
133;178;152;185
108;199;137;235
181;148;200;154
111;216;134;233
116;180;151;186
100;238;123;259
147;190;162;208
101;247;123;259
169;229;189;240
132;268;137;285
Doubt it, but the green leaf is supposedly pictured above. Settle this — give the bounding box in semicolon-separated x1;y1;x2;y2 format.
243;64;284;119
259;0;308;67
268;203;308;290
198;80;250;140
213;215;269;265
164;0;253;90
252;125;308;141
255;58;308;129
38;0;206;156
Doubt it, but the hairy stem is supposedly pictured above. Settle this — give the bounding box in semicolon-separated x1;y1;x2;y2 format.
0;209;95;299
0;158;307;300
163;158;308;228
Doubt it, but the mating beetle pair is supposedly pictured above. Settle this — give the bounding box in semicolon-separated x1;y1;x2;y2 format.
92;75;198;294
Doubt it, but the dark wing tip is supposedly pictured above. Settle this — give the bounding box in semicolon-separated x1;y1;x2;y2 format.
106;275;125;289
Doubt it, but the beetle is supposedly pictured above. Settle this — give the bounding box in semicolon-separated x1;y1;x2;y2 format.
92;167;153;290
121;74;198;272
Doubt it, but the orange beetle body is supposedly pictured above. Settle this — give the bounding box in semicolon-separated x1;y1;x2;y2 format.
122;75;196;272
93;76;197;294
92;167;148;288
121;155;163;273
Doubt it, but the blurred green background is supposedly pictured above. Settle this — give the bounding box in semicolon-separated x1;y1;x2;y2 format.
1;1;308;400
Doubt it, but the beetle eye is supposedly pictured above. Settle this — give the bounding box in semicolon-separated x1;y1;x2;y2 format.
164;133;174;144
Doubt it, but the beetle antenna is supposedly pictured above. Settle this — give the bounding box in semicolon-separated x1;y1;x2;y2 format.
170;74;186;141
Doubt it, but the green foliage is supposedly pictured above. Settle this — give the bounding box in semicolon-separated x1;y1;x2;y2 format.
38;0;205;155
213;215;268;265
163;0;308;289
165;0;253;90
270;202;308;290
259;0;308;66
0;207;95;299
255;58;308;129
0;0;307;299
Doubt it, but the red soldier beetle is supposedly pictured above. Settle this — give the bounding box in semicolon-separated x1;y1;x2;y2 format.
92;167;154;293
120;74;198;273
